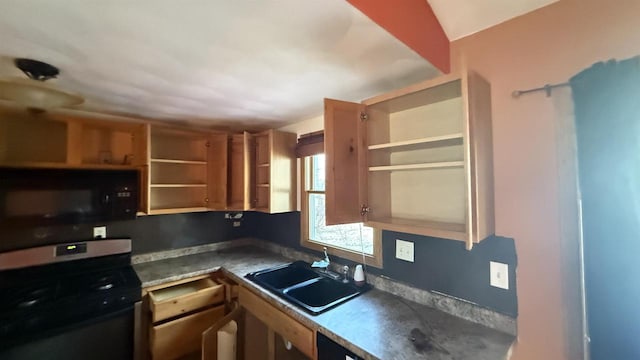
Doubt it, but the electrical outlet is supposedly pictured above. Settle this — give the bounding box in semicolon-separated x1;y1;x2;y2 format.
490;261;509;290
93;226;107;239
395;239;414;262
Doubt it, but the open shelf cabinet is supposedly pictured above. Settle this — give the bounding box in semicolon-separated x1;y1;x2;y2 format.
0;108;146;170
227;129;296;213
325;70;494;249
145;126;227;215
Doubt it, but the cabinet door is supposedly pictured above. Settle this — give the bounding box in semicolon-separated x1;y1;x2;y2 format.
208;133;229;210
243;131;255;210
323;98;367;225
465;72;495;244
202;304;245;360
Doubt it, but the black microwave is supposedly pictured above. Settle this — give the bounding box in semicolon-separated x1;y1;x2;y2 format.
0;167;139;227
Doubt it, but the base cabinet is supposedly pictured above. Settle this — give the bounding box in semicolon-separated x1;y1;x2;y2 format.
141;273;238;360
238;286;314;359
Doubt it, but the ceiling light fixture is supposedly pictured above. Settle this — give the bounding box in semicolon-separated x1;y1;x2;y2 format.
0;58;84;109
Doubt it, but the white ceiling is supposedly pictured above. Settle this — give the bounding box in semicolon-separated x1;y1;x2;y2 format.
428;0;559;40
0;0;439;129
0;0;563;128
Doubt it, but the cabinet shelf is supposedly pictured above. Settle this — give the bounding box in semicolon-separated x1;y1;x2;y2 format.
151;158;207;165
0;161;139;170
368;161;464;172
368;133;463;150
365;218;466;242
148;207;210;215
150;184;207;188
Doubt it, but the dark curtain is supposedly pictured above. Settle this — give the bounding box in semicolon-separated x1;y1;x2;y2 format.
571;56;640;360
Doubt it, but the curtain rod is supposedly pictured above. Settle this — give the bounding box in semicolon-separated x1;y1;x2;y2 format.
512;82;570;98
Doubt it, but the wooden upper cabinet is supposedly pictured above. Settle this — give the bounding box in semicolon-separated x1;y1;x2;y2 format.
0;108;146;169
323;98;367;225
324;71;495;249
228;131;255;211
147;126;228;215
253;129;297;213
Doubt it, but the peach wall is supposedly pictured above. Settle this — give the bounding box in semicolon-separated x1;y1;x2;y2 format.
451;0;640;359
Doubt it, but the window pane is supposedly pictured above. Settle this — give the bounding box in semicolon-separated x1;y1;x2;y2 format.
308;193;373;254
311;154;325;191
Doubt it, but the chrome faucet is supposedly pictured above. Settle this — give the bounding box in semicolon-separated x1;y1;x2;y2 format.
311;247;331;272
322;247;331;265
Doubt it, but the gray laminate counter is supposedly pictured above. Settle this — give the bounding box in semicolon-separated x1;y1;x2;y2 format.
134;245;514;360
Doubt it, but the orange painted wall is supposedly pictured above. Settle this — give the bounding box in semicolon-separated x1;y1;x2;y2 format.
346;0;450;73
450;0;640;358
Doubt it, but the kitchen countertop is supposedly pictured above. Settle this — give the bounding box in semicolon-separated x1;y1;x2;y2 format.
134;245;515;360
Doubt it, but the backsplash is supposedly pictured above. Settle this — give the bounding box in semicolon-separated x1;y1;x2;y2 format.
246;211;518;317
2;209;517;316
0;211;250;254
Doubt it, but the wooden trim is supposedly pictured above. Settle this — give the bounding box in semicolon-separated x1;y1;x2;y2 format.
295;131;324;158
300;155;383;268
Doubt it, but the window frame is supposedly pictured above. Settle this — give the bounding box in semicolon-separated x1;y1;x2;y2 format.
300;154;383;268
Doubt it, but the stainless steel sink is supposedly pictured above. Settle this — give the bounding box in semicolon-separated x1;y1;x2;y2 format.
245;261;370;315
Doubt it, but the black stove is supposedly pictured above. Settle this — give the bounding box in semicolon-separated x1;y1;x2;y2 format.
0;239;141;359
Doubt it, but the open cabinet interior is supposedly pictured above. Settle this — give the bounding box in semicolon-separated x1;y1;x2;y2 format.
148;127;210;214
325;71;494;247
0;110;145;169
365;79;468;238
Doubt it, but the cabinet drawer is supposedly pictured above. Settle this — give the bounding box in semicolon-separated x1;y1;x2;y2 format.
149;277;224;322
239;286;315;358
150;305;225;360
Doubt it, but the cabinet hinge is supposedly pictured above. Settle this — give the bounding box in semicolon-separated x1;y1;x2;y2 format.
360;205;370;216
360;112;368;121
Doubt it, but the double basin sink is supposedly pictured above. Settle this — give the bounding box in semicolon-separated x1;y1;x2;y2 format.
245;261;371;315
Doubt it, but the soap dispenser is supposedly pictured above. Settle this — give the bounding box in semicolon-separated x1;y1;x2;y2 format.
353;264;365;287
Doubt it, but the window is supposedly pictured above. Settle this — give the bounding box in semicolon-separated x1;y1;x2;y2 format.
301;154;382;267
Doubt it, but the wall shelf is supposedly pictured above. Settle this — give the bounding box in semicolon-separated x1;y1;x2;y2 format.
151;158;207;165
368;161;464;172
368;133;463;150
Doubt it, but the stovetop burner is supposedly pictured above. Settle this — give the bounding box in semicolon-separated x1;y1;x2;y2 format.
0;240;141;347
14;285;57;309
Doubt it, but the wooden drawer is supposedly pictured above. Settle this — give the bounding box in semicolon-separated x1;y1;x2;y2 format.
239;286;315;358
150;305;225;360
149;277;224;323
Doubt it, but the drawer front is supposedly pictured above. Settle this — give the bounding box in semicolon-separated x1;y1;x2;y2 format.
239;286;315;358
149;278;224;323
150;305;225;360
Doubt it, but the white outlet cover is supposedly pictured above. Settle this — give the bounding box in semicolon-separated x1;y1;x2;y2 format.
395;239;414;262
490;261;509;290
93;226;107;239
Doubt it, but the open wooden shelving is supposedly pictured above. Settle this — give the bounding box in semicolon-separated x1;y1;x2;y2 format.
325;70;494;249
